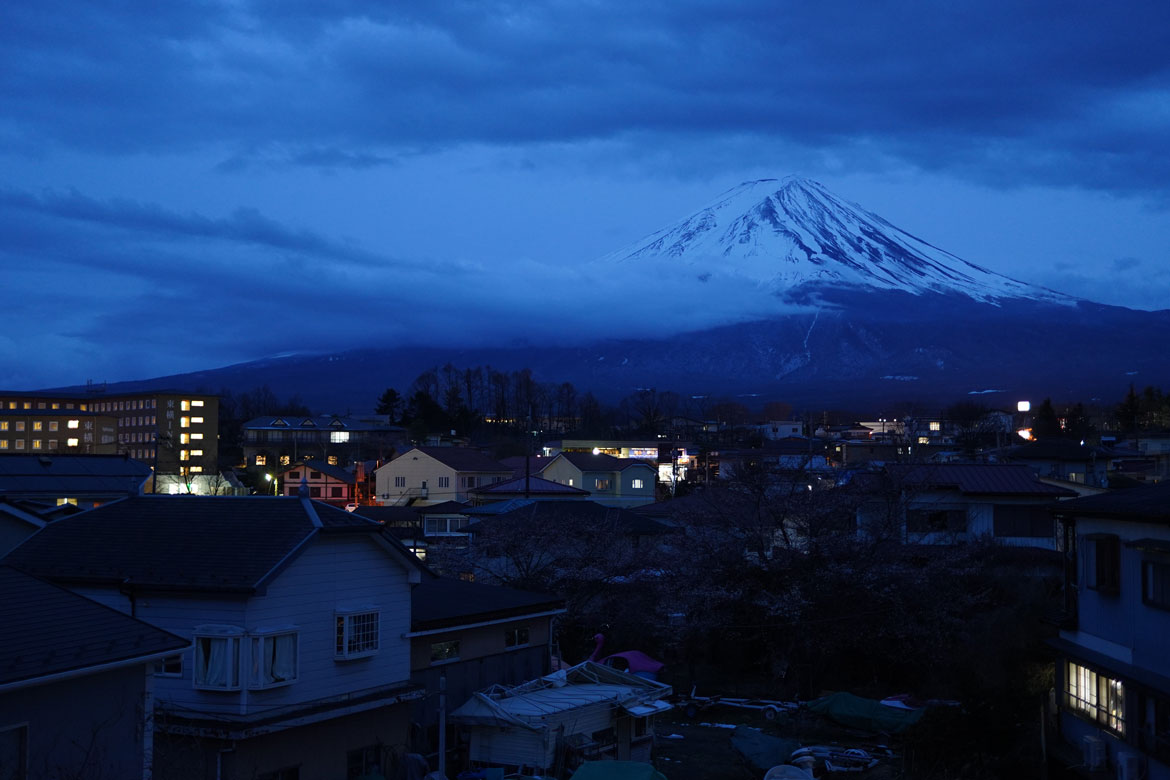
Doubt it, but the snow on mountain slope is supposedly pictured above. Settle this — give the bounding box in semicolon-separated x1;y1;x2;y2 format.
598;176;1073;305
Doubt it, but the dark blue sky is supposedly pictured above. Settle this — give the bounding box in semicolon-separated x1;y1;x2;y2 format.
3;1;1168;387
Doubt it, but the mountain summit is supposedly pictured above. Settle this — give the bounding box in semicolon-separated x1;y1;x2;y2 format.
600;176;1070;305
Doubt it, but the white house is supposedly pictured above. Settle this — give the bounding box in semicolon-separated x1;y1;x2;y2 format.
4;494;427;780
376;447;513;506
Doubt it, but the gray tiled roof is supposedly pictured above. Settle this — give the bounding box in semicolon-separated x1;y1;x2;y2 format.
556;452;656;472
886;463;1077;497
1053;481;1170;521
470;476;590;496
3;495;396;592
412;578;563;631
0;455;153;498
476;500;673;537
0;566;188;687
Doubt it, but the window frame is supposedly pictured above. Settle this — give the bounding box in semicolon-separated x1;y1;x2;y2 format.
1086;534;1121;595
250;629;300;689
192;628;243;691
335;610;380;660
1065;660;1126;735
430;639;461;664
1143;559;1170;611
504;627;530;648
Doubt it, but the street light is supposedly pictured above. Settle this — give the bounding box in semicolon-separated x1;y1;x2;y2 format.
265;473;278;496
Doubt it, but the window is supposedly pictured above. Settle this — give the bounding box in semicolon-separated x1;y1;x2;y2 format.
32;421;42;431
180;433;189;444
191;432;203;440
929;421;941;432
425;516;469;535
330;431;350;443
47;440;56;450
193;631;242;689
632;478;645;489
0;422;6;430
430;640;460;663
288;470;300;479
180;416;190;428
1138;691;1170;762
191;400;204;408
180;450;189;461
462;476;477;488
191;416;204;424
31;440;41;450
394;476;406;488
0;441;7;450
66;438;79;447
310;471;322;479
907;508;967;534
155;654;183;677
14;440;24;450
438;476;450;488
595;478;611;490
504;627;530;648
67;419;79;429
255;455;267;466
14;422;23;432
1143;560;1170;610
331;487;343;498
335;611;379;659
250;631;298;688
1087;534;1121;594
1066;661;1125;734
347;746;381;780
181;400;191;411
327;456;338;465
310;487;321;498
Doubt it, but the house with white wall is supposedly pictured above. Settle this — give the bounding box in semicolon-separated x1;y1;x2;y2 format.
4;494;427;780
1048;482;1170;779
376;447;512;506
536;453;657;508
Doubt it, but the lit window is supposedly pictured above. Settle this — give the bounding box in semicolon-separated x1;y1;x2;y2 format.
1066;661;1125;734
181;400;191;411
32;421;42;431
929;421;941;431
430;640;460;664
180;433;190;444
48;421;58;431
180;416;190;428
14;439;24;449
188;466;203;473
14;422;24;431
279;455;290;466
330;431;350;443
632;478;645;489
917;436;930;444
191;433;203;440
191;416;204;424
31;440;41;450
51;402;59;410
255;455;267;466
595;478;611;490
327;455;338;466
190;449;203;457
67;419;79;429
21;402;30;409
0;441;7;450
0;422;6;431
67;438;79;447
250;631;298;689
335;611;379;659
192;400;204;408
193;630;242;690
180;450;189;461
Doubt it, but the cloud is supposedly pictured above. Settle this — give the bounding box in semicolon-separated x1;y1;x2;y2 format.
2;0;1168;195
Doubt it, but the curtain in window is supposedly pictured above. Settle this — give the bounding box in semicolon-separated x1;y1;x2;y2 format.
197;637;229;686
271;634;296;682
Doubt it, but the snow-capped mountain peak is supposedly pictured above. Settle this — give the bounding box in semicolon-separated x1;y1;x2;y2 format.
598;176;1071;305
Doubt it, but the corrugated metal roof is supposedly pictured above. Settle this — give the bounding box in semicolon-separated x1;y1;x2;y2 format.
887;463;1077;496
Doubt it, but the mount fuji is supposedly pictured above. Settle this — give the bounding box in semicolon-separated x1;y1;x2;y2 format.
598;175;1072;307
55;178;1170;411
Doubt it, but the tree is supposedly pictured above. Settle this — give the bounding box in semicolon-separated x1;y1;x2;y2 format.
374;387;402;421
1033;398;1062;439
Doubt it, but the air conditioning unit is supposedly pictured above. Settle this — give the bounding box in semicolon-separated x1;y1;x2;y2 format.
1083;735;1106;771
1116;752;1142;780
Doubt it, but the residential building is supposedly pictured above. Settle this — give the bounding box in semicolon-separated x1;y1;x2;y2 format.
242;414;404;473
0;566;189;780
408;578;564;751
375;447;512;506
3;494;427;780
855;463;1078;549
759;420;807;440
1048;482;1170;779
450;661;672;774
0;388;219;482
468;475;591;505
534;453;657;508
276;459;356;505
0;453;153;508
